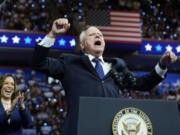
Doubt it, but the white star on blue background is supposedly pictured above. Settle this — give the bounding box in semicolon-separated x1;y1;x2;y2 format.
176;46;180;53
36;37;42;42
70;39;76;47
166;45;173;51
156;44;162;51
0;35;8;43
58;39;66;46
12;35;20;44
0;31;77;50
145;43;152;51
24;37;32;44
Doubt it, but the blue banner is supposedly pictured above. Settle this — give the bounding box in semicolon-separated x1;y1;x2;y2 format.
140;40;180;55
0;30;76;50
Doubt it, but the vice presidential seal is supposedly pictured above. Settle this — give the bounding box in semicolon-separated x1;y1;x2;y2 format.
112;107;153;135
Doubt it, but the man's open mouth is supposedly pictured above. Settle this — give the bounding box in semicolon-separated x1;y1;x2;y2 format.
95;41;101;46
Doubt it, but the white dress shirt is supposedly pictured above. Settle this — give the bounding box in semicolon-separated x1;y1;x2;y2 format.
85;53;112;75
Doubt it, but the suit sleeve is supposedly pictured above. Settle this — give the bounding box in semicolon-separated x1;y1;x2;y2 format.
113;58;165;91
124;68;164;91
32;45;65;79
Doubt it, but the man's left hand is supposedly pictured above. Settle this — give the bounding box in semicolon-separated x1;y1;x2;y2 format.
159;51;177;69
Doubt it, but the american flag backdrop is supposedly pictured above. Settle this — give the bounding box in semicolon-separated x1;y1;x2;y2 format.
86;10;142;44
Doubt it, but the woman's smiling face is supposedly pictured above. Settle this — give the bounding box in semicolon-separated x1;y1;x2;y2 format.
1;76;15;99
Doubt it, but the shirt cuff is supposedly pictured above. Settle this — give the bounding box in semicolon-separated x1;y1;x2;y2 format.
38;36;55;48
155;63;168;78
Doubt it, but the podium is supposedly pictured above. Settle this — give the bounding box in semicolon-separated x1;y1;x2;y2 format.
77;97;180;135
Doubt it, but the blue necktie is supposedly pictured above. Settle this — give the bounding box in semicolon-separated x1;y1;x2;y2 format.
92;58;104;79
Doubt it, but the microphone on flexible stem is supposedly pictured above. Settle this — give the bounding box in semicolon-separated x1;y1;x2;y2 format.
122;68;137;89
111;68;126;94
111;68;137;96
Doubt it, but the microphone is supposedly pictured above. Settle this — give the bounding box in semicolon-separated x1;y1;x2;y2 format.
111;68;137;94
122;68;137;88
111;68;125;90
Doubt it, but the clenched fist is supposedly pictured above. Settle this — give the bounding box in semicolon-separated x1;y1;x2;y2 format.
48;18;70;38
159;51;177;69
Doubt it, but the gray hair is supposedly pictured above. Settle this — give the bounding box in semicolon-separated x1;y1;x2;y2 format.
79;26;98;43
79;30;86;43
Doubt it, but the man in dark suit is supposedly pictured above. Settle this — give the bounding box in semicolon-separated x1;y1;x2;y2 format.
32;18;177;135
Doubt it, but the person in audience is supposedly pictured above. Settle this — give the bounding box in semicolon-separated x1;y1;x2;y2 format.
32;18;177;135
0;73;33;135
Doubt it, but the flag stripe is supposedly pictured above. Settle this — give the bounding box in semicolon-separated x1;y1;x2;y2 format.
98;29;140;33
103;34;141;39
98;26;140;32
111;17;140;22
111;19;140;24
110;25;140;28
104;37;141;42
111;11;140;17
102;31;141;37
111;15;140;19
111;22;141;27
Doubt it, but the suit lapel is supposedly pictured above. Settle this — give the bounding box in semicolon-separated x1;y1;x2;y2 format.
81;55;100;78
0;102;8;118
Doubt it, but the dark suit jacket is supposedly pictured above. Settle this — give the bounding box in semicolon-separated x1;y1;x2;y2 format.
32;45;164;135
0;102;33;135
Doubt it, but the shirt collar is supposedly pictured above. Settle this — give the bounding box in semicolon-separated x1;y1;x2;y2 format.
85;53;105;64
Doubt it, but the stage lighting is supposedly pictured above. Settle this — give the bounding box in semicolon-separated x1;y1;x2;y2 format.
13;4;16;8
78;9;82;13
58;0;62;3
41;5;45;8
78;15;82;19
78;2;82;6
64;14;67;18
31;3;35;7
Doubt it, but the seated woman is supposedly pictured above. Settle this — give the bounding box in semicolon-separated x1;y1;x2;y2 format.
0;73;33;135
